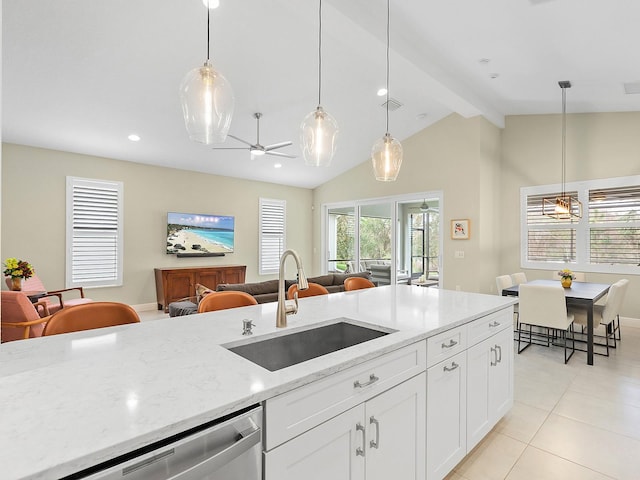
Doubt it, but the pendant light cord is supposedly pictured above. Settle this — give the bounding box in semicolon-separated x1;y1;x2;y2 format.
385;0;390;134
561;85;566;197
318;0;322;107
207;3;211;62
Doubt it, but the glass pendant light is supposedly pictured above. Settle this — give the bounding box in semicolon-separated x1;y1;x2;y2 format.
542;81;582;219
179;3;234;145
301;0;339;167
372;0;402;182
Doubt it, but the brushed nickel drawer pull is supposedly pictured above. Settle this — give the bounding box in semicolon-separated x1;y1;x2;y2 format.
354;374;379;389
443;362;459;372
441;339;458;349
489;321;501;328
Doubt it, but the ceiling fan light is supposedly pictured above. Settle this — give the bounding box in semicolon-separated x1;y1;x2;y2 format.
250;147;265;156
371;133;403;182
301;106;338;167
179;61;234;145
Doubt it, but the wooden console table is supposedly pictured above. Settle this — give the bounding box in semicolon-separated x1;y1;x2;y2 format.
154;265;246;313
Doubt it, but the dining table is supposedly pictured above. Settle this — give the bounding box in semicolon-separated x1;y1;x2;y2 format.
502;279;610;365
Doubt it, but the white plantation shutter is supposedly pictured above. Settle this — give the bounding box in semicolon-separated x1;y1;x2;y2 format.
66;177;123;288
259;198;286;274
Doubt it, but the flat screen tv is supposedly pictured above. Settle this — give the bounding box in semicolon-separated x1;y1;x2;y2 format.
166;212;235;255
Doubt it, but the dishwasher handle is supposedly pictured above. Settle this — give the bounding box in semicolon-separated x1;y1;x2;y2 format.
165;427;261;480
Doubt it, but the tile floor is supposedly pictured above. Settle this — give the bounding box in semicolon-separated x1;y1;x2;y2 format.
138;310;640;479
448;320;640;480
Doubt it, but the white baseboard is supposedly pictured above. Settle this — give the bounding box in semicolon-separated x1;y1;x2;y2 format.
620;316;639;328
131;302;159;313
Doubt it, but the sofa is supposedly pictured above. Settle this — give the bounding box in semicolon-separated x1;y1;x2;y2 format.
216;271;373;304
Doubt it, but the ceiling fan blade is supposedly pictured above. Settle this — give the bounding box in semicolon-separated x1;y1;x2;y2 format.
264;141;293;151
211;147;249;150
227;134;255;147
266;151;297;159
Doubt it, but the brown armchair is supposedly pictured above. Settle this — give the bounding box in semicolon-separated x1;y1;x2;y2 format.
10;274;93;316
1;291;51;342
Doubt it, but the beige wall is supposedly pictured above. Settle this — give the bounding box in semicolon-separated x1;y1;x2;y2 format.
501;112;640;317
1;144;313;307
312;114;503;294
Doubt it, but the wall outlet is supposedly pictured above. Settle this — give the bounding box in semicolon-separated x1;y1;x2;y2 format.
454;250;465;259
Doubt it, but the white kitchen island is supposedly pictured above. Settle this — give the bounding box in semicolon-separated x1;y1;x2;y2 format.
0;285;516;480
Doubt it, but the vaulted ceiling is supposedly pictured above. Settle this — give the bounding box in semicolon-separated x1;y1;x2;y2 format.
4;0;640;188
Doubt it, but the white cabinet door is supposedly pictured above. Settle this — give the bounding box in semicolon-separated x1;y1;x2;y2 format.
366;373;426;480
489;327;513;420
264;405;365;480
466;327;513;451
426;352;467;480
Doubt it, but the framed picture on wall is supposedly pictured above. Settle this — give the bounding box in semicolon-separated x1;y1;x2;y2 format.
451;219;470;240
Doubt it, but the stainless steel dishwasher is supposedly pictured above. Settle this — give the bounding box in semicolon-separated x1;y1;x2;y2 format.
65;405;262;480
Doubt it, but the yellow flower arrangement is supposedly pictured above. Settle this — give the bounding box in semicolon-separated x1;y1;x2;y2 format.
557;268;576;280
3;257;35;279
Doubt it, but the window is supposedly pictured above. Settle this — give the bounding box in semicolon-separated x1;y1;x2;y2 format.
521;176;640;274
66;177;123;288
259;198;286;274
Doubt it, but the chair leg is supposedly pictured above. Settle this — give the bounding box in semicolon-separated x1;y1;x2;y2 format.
564;325;575;364
517;323;532;354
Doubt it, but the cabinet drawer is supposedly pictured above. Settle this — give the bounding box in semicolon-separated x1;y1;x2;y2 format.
466;308;512;347
426;325;467;368
264;342;426;450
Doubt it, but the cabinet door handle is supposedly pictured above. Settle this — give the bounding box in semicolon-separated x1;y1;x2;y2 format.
354;374;379;389
441;339;458;349
356;423;366;457
443;361;459;372
369;416;380;449
490;346;497;366
496;344;502;363
489;321;501;328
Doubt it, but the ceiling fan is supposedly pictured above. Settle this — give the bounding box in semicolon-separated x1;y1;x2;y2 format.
408;199;439;213
212;112;296;159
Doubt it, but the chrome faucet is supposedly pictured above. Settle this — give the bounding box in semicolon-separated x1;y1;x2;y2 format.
276;249;309;328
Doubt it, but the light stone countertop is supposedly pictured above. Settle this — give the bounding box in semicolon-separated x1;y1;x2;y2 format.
0;285;515;480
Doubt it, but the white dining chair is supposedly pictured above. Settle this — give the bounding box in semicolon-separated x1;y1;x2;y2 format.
496;275;519;336
511;272;527;285
569;279;628;356
518;283;575;364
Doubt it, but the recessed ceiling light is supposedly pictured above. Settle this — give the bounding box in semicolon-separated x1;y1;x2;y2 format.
128;134;141;142
479;58;491;65
489;73;500;79
377;88;388;97
416;113;428;120
202;0;220;8
274;163;282;169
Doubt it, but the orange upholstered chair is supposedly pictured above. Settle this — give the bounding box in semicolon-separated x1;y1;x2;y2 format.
197;291;258;313
344;277;376;291
42;302;140;336
1;291;51;342
9;274;93;316
287;282;329;300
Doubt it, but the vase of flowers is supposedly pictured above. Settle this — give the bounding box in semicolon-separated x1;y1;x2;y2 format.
558;268;576;288
3;258;35;291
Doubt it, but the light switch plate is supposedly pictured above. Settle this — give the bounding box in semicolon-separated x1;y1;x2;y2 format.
455;250;465;259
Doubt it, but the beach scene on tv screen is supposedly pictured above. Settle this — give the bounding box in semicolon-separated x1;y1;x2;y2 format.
167;213;234;254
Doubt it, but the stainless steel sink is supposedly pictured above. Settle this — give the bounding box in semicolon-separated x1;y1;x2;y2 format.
225;319;393;371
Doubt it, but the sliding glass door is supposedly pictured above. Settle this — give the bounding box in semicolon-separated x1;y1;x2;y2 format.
324;193;442;286
326;206;356;273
